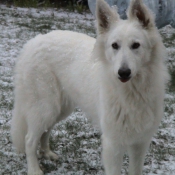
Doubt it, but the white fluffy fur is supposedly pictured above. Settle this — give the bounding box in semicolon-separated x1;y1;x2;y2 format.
11;0;169;174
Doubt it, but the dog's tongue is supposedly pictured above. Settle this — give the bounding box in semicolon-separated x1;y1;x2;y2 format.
119;78;130;83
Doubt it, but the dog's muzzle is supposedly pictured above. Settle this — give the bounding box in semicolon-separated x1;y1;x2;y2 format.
118;67;131;83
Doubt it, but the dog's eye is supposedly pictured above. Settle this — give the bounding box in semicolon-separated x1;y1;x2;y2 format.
131;42;140;49
112;43;119;50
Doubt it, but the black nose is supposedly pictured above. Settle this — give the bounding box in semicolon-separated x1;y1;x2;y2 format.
118;67;131;79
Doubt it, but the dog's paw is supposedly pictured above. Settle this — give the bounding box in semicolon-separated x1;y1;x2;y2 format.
28;169;44;175
44;150;59;160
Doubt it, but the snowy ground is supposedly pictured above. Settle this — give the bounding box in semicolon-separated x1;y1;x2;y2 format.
0;5;175;175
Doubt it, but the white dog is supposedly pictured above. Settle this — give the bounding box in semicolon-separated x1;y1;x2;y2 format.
11;0;169;174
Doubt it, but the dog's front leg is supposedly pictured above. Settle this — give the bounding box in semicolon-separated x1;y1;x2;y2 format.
102;136;125;175
127;140;151;175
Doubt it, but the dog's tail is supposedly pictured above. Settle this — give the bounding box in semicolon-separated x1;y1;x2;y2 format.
11;107;27;153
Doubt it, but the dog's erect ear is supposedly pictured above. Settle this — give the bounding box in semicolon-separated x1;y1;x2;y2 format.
127;0;155;29
96;0;120;34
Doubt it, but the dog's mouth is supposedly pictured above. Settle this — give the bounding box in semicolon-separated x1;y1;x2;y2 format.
118;77;131;83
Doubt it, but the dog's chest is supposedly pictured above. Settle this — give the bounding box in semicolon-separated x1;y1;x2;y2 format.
117;100;154;132
101;86;157;144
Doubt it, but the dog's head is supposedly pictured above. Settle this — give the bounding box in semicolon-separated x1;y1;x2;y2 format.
95;0;161;83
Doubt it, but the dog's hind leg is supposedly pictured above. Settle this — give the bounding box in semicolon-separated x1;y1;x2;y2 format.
102;136;125;175
25;126;44;175
25;104;60;175
40;128;58;160
127;141;150;175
